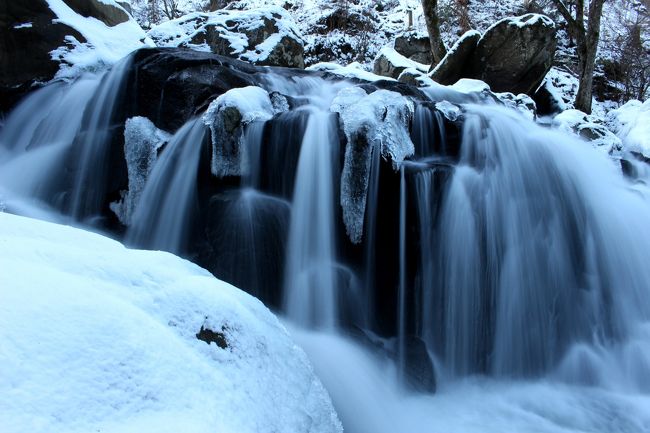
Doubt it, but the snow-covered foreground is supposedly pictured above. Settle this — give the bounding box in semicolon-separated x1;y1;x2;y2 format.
290;326;650;433
0;212;342;433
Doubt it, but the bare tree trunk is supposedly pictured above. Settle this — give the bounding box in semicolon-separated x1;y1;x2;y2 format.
551;0;604;113
575;0;604;113
421;0;447;65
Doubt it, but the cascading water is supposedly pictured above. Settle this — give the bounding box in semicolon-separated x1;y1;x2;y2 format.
0;57;132;223
2;57;650;433
283;109;340;329
126;119;207;254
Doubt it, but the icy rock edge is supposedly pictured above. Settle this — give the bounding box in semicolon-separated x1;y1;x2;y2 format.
203;86;288;178
111;116;171;226
332;87;415;244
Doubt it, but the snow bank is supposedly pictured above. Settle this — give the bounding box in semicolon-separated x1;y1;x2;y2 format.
0;212;342;433
539;67;578;112
553;109;623;156
308;62;394;82
450;78;491;95
148;7;303;66
607;99;650;158
45;0;153;79
332;87;415;243
110;117;171;226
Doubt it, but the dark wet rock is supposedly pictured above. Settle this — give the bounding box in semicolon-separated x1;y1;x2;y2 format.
429;30;480;85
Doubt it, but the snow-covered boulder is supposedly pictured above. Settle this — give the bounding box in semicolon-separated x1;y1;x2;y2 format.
429;14;555;96
473;14;556;95
553;109;623;156
0;0;151;111
203;86;288;177
373;46;428;79
110;117;171;226
148;7;305;68
0;212;343;433
331;87;415;243
606;99;650;158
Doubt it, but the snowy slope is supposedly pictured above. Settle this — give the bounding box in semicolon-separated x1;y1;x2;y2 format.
607;99;650;158
45;0;154;79
0;212;342;433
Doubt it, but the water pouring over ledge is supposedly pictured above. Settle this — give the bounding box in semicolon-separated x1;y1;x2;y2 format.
1;51;650;432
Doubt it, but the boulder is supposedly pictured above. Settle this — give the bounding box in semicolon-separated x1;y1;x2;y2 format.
394;33;432;64
429;30;481;85
428;15;556;96
471;14;556;94
60;0;130;26
127;48;261;131
148;7;305;68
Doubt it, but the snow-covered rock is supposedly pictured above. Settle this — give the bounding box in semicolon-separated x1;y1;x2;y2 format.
398;68;435;87
0;0;151;111
308;62;393;82
496;92;537;121
553;109;623;156
534;66;578;115
203;86;287;177
110;117;171;226
373;46;428;79
148;7;305;68
473;14;556;95
0;212;342;433
331;87;415;243
607;99;650;158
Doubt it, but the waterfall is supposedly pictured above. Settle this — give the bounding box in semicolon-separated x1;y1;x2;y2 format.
126;118;207;254
68;57;133;220
2;60;650;432
283;109;340;329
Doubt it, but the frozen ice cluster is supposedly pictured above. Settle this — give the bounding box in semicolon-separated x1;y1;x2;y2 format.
331;86;415;243
111;116;170;225
203;86;288;177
